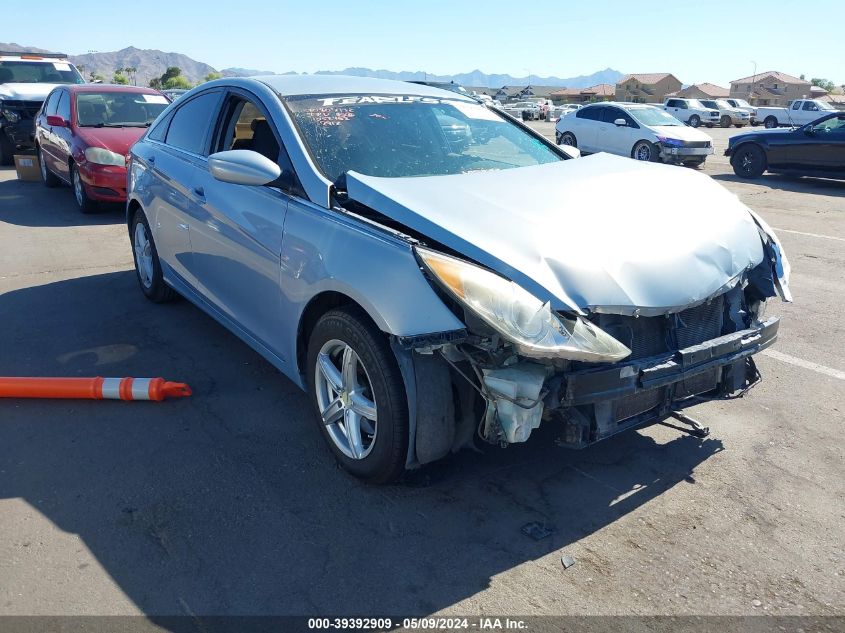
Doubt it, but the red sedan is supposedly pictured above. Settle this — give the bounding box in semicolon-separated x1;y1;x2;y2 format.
34;84;169;213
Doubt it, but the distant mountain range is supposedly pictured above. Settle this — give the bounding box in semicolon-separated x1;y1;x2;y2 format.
1;43;624;89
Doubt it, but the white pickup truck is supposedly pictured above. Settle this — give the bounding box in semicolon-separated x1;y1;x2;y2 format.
662;98;720;128
756;99;842;128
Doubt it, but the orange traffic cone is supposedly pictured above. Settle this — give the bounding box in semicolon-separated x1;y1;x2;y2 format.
0;377;192;402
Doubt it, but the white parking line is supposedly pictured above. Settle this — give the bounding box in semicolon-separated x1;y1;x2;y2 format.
762;349;845;381
774;228;845;243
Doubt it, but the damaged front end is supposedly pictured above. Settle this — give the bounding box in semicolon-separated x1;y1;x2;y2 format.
401;237;788;464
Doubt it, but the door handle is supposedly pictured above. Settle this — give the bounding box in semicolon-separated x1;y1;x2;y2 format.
193;186;205;198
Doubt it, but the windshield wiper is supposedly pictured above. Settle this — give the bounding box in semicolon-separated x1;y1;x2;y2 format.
79;122;127;128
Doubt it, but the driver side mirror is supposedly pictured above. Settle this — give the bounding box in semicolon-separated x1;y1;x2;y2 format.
46;115;68;127
803;126;815;136
614;118;627;127
208;149;282;186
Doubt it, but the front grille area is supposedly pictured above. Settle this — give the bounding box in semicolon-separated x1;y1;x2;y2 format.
588;295;725;361
685;141;712;148
613;387;664;422
2;99;42;119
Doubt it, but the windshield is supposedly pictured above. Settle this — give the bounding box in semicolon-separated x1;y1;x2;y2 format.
76;91;169;127
714;100;733;109
687;99;708;109
0;60;84;85
700;100;718;109
732;99;751;108
286;94;563;181
629;107;683;127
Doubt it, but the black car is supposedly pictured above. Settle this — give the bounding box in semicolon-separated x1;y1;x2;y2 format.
725;111;845;179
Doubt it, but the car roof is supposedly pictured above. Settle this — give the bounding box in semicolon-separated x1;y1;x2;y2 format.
582;101;657;109
66;84;163;94
255;74;475;101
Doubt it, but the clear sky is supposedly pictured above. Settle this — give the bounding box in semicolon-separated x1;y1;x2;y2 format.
7;0;843;87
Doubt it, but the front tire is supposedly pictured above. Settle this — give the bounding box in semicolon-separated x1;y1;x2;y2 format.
38;147;60;187
307;307;408;484
731;144;766;179
632;140;659;162
130;209;177;303
688;115;701;128
561;132;577;148
764;116;778;129
720;115;731;128
71;163;97;214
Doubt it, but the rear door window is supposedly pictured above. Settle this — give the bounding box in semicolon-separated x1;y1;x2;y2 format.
43;90;61;116
56;91;70;121
576;106;603;121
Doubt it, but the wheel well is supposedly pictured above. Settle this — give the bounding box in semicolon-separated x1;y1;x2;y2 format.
296;291;377;378
127;199;142;227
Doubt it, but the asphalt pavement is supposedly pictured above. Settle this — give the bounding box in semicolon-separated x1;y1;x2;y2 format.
0;128;843;623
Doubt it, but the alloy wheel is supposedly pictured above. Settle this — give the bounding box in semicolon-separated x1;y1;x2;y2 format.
634;143;651;161
314;339;378;460
73;169;84;207
133;222;154;289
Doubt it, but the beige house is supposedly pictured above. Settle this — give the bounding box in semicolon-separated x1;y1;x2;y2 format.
729;71;812;107
674;83;729;99
549;84;614;104
615;73;682;103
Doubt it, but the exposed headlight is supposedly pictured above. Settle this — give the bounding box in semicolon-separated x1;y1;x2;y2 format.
416;247;631;362
84;147;125;166
1;108;20;123
657;136;684;147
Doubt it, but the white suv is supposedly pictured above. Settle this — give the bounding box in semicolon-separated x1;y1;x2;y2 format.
663;97;720;128
556;102;714;166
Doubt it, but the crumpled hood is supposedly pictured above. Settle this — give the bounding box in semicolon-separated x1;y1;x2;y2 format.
346;153;767;316
0;83;60;101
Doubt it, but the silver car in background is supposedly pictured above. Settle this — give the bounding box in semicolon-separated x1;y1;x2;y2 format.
127;75;791;483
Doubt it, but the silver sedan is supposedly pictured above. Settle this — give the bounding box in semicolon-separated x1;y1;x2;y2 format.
127;75;790;483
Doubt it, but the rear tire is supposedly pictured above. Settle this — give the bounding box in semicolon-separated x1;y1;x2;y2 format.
307;307;409;484
764;116;778;129
130;209;177;303
38;147;60;188
688;115;701;128
731;144;766;179
720;115;731;128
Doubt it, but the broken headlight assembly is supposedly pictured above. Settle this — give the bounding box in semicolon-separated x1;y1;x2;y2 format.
416;247;631;362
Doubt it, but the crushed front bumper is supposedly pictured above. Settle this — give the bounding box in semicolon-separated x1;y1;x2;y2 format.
1;120;36;149
552;317;779;447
